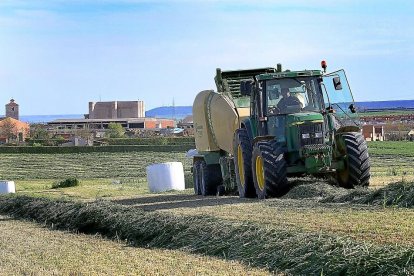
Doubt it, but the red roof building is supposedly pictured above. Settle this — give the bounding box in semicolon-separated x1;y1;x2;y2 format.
0;117;30;143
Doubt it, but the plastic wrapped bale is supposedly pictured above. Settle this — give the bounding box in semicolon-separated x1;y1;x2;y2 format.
146;162;185;193
0;181;15;194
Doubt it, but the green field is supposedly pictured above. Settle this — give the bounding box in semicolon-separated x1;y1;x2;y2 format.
359;110;414;117
369;141;414;156
0;141;412;197
0;141;414;274
368;141;414;185
0;151;191;180
0;151;192;199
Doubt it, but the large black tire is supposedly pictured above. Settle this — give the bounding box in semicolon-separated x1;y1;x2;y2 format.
200;161;222;196
252;140;288;199
336;132;370;188
233;129;256;198
193;160;202;195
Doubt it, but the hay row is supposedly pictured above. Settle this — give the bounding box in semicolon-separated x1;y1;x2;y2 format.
284;180;414;208
0;195;412;275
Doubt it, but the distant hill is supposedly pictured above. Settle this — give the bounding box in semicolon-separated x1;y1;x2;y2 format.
145;100;414;119
19;114;84;123
145;106;192;119
356;100;414;110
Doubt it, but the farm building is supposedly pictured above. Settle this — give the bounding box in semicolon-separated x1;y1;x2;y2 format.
88;101;145;119
362;124;384;141
46;100;176;138
177;115;194;136
0;117;30;143
47;117;175;135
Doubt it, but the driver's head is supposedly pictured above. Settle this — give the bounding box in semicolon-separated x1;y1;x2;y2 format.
281;88;290;98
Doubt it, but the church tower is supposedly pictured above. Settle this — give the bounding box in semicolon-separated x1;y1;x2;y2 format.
5;99;19;120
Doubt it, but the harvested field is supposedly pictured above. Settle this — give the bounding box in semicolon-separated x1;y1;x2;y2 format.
0;141;414;274
16;178;156;199
0;215;267;275
0;141;411;185
0;151;191;180
0;143;411;201
368;141;414;187
147;182;414;246
0;193;413;275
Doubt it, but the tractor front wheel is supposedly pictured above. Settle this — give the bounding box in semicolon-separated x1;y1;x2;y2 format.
252;141;288;199
336;132;370;188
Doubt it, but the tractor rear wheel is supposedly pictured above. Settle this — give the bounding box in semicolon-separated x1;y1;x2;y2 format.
336;132;370;188
252;140;288;199
200;161;222;196
233;129;256;198
193;160;202;195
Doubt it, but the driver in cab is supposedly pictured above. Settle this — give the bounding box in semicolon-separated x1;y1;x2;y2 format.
276;88;302;113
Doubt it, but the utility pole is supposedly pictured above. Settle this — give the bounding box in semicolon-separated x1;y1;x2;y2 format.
172;97;175;121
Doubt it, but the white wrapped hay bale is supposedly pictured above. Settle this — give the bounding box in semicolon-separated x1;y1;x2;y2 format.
0;181;16;194
146;162;185;193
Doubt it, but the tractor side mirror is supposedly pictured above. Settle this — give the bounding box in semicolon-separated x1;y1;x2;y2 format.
240;80;254;96
333;76;342;90
349;103;356;113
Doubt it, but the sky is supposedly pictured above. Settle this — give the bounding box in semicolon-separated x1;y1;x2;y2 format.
0;0;413;115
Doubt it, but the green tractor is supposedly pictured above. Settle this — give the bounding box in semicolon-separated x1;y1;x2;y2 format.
191;61;370;198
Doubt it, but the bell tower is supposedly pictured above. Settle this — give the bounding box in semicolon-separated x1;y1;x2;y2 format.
5;99;19;120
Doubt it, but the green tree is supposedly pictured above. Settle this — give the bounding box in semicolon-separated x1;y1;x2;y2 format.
53;135;66;146
107;123;125;138
75;128;93;141
30;123;49;140
29;123;53;145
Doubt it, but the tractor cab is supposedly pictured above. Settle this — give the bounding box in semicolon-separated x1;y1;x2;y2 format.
259;72;326;143
241;70;327;142
241;65;361;144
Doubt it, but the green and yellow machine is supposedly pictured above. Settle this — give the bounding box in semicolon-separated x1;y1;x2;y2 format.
191;62;370;198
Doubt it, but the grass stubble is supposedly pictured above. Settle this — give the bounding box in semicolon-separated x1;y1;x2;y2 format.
1;181;414;275
0;215;268;275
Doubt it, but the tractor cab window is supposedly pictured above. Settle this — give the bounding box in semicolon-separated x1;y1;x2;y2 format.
265;77;324;142
321;69;360;127
266;77;323;115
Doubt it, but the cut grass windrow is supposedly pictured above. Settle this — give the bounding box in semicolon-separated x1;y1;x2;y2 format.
283;180;414;208
0;215;268;275
0;195;413;275
322;181;414;208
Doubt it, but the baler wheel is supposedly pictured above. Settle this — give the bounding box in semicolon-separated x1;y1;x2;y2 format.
193;160;202;195
200;161;222;196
